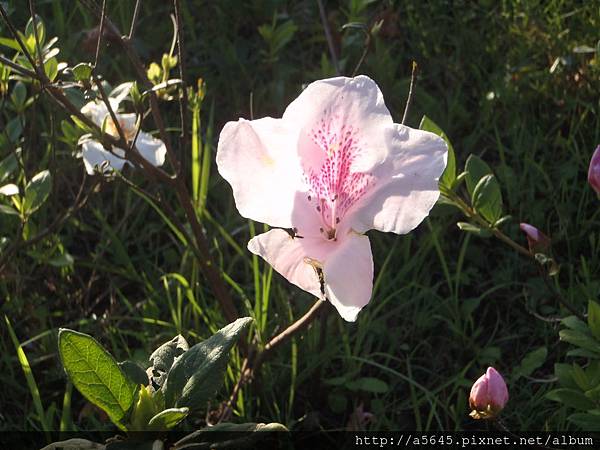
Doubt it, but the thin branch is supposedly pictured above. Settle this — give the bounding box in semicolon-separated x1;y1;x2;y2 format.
128;0;142;39
317;0;340;75
93;0;107;69
173;0;189;169
78;0;240;324
401;61;417;125
0;3;46;80
0;55;37;78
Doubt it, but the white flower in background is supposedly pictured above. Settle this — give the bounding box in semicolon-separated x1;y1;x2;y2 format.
78;87;166;175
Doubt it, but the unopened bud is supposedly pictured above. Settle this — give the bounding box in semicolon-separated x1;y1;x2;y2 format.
469;367;508;420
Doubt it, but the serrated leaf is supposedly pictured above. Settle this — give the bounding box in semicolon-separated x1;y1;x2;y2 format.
588;301;600;340
163;317;252;410
465;154;493;197
419;115;455;189
23;170;51;215
148;335;189;390
472;174;503;223
546;388;596;411
514;347;547;379
148;407;189;430
58;329;137;430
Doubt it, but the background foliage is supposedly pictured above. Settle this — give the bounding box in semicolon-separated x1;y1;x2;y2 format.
1;0;599;434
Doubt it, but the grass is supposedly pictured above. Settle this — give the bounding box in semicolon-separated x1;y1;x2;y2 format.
1;0;599;435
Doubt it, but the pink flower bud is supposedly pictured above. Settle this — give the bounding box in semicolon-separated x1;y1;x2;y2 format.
469;367;509;420
519;223;551;255
589;145;600;196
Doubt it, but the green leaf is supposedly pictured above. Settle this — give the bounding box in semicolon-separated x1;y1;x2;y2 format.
174;422;288;448
555;363;578;389
148;407;189;430
546;388;596;411
164;317;252;410
588;301;600;340
23;170;51;215
118;360;149;386
25;16;46;47
345;377;389;394
44;57;58;81
471;174;503;223
58;329;137;430
567;413;600;431
465;154;493;197
0;204;19;216
0;151;19;184
514;347;547;379
72;63;92;82
419;115;456;189
562;315;589;333
456;221;491;237
148;335;189;389
559;329;600;356
0;37;22;52
10;82;26;112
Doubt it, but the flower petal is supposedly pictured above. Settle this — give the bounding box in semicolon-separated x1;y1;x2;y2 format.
216;117;302;228
81;140;127;175
322;232;373;321
283;75;394;173
81;98;120;128
247;229;332;299
136;132;166;167
248;229;374;322
348;124;447;234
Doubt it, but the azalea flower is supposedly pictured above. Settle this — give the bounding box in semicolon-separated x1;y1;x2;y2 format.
216;76;447;321
78;90;166;175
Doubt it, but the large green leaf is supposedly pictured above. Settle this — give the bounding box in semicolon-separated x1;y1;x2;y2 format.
58;329;137;430
464;154;493;197
163;317;252;410
419;115;456;189
23;170;51;215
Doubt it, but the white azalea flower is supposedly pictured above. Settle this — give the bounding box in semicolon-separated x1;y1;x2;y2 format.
78;96;166;175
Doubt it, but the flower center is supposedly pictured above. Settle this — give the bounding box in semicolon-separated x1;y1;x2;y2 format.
304;117;373;240
105;117;136;142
